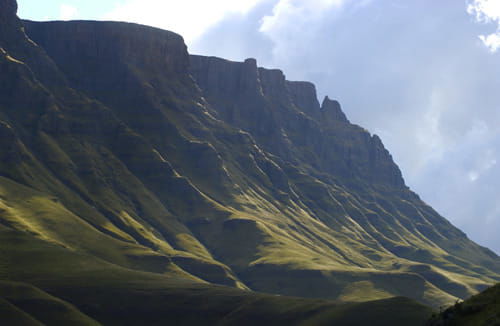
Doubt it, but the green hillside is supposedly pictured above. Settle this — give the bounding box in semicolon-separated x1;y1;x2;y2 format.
0;0;498;323
0;227;433;325
428;283;500;325
18;17;499;307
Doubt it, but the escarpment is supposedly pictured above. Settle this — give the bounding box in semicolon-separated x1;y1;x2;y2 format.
189;54;405;189
0;4;498;322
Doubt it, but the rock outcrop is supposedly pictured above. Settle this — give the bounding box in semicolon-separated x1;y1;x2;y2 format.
287;80;321;115
190;54;405;189
321;96;349;123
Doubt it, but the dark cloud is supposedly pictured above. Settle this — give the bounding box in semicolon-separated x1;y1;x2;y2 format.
191;0;500;252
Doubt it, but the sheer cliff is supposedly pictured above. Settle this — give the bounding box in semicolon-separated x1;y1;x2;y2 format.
0;0;498;323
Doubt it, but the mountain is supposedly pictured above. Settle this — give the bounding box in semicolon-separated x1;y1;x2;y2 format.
0;0;498;323
427;283;500;325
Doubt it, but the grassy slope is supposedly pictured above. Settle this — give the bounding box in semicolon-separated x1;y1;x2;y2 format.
0;16;493;309
0;281;100;326
187;55;500;301
56;286;433;326
0;1;476;323
0;7;493;325
0;298;45;326
0;27;246;288
0;226;433;325
428;283;500;326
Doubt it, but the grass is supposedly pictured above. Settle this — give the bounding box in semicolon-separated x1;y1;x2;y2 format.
0;297;44;326
0;281;100;326
0;227;433;325
428;283;500;325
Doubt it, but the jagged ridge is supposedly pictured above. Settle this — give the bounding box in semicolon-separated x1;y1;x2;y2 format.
0;1;497;319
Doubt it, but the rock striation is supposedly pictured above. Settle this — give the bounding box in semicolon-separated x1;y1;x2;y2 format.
190;54;405;188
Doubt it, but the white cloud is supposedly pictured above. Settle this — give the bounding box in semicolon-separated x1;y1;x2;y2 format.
257;0;351;70
59;4;78;21
102;0;266;43
260;0;346;33
467;0;500;52
468;0;500;22
479;32;500;51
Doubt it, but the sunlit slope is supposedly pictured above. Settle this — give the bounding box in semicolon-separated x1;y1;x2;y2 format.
0;0;495;311
0;227;433;325
0;11;246;290
20;18;500;307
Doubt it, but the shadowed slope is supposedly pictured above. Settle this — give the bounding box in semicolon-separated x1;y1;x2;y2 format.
0;0;496;319
17;18;500;307
0;227;433;325
2;14;498;306
0;281;100;326
427;283;500;326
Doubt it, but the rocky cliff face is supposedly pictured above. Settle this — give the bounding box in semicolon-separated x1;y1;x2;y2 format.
321;96;349;123
0;0;16;21
287;81;321;114
190;54;405;188
0;2;499;319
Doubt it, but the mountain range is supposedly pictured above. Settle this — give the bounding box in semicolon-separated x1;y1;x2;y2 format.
0;0;499;324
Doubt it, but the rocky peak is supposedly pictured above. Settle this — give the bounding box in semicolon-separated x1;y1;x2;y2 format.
189;56;406;190
321;96;349;123
244;57;257;66
1;0;22;47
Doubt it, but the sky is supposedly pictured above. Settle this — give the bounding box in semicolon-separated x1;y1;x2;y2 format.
17;0;500;253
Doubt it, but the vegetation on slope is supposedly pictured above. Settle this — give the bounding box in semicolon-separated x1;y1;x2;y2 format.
0;281;100;326
428;283;500;326
18;18;499;308
0;227;434;325
0;0;498;324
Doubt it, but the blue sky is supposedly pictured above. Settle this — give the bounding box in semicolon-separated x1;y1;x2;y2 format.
16;0;500;253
